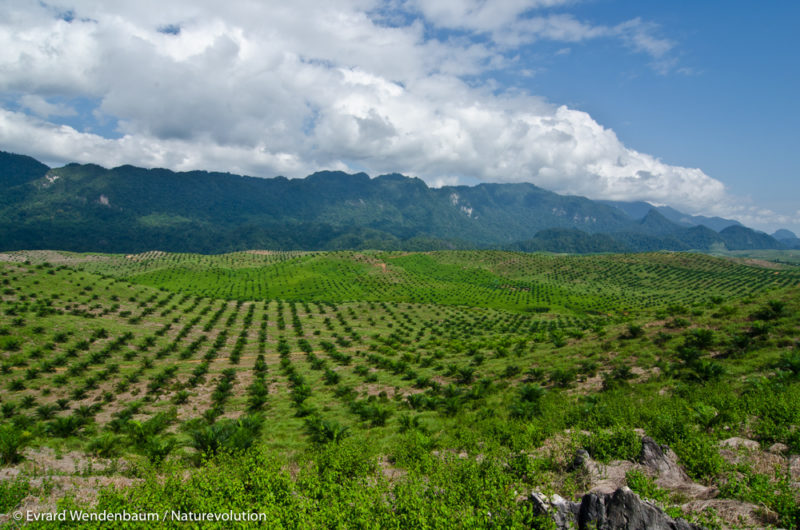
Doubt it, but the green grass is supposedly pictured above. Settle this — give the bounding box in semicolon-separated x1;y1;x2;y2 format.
0;250;798;528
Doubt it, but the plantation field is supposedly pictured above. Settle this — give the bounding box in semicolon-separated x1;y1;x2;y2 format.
0;250;798;528
4;249;799;313
706;248;800;267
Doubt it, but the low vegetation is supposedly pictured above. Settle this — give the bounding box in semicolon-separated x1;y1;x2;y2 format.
0;249;797;528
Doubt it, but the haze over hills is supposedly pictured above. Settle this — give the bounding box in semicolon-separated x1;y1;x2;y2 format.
772;229;800;250
0;151;789;254
598;200;742;232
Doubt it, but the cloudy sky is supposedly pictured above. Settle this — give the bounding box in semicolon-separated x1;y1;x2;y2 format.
1;1;798;233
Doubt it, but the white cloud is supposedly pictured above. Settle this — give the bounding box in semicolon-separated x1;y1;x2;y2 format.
18;95;77;118
717;204;800;235
404;0;576;33
0;108;310;176
614;18;673;58
0;0;770;226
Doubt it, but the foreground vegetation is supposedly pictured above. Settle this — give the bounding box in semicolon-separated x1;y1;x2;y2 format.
0;250;798;528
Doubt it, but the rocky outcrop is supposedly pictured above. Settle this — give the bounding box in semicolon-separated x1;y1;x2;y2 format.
528;432;799;529
639;436;716;500
529;487;701;530
569;437;715;500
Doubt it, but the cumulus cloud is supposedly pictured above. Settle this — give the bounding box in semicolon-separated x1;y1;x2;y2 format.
18;95;77;118
0;0;756;222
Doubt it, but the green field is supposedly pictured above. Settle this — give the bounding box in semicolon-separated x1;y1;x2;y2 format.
0;250;798;528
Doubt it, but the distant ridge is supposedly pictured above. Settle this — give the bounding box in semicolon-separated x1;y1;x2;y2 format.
773;229;800;249
599;199;742;232
0;151;786;254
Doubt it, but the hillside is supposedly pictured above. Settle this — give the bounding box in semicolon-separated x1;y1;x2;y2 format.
0;151;786;254
0;250;798;528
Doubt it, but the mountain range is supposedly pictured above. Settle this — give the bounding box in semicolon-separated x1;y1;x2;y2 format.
0;151;793;254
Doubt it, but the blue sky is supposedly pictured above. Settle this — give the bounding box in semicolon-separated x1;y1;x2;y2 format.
525;0;799;229
0;0;797;233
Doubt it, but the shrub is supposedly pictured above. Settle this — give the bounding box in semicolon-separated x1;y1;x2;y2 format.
0;424;29;465
0;336;21;352
673;434;724;480
88;433;124;458
549;367;576;388
626;469;669;503
718;468;799;528
47;415;83;438
624;324;644;339
750;300;786;321
172;390;191;405
0;474;30;512
582;427;641;463
247;381;269;411
304;415;349;444
509;384;546;420
188;415;264;456
143;435;175;465
683;329;715;350
777;350;800;377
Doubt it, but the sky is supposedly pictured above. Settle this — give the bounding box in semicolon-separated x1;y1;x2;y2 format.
0;0;797;234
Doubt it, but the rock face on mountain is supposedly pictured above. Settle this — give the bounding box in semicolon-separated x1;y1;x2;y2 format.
0;151;786;253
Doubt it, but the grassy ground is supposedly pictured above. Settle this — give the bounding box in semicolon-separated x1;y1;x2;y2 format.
0;250;798;528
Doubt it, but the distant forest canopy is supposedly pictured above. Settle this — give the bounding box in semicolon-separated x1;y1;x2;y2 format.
0;151;795;254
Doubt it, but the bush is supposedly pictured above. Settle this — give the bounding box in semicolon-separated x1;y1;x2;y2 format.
549;368;577;388
312;437;376;481
777;350;800;376
305;415;350;445
718;468;800;528
626;469;669;503
582;427;641;463
624;324;644;339
47;415;83;438
509;384;545;420
673;434;724;480
88;433;124;458
750;300;786;321
683;328;715;350
0;424;29;465
188;415;264;456
143;435;175;465
0;336;21;352
0;474;30;512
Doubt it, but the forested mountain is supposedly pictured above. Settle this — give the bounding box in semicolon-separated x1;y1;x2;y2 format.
773;229;800;250
0;151;787;253
599;199;742;232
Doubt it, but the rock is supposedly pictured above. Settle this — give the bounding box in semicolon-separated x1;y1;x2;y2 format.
529;492;579;529
767;442;788;454
719;440;788;476
640;436;690;482
602;487;698;530
528;487;701;530
640;436;716;500
790;454;800;482
719;437;760;451
577;492;606;526
570;448;635;495
571;448;592;471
